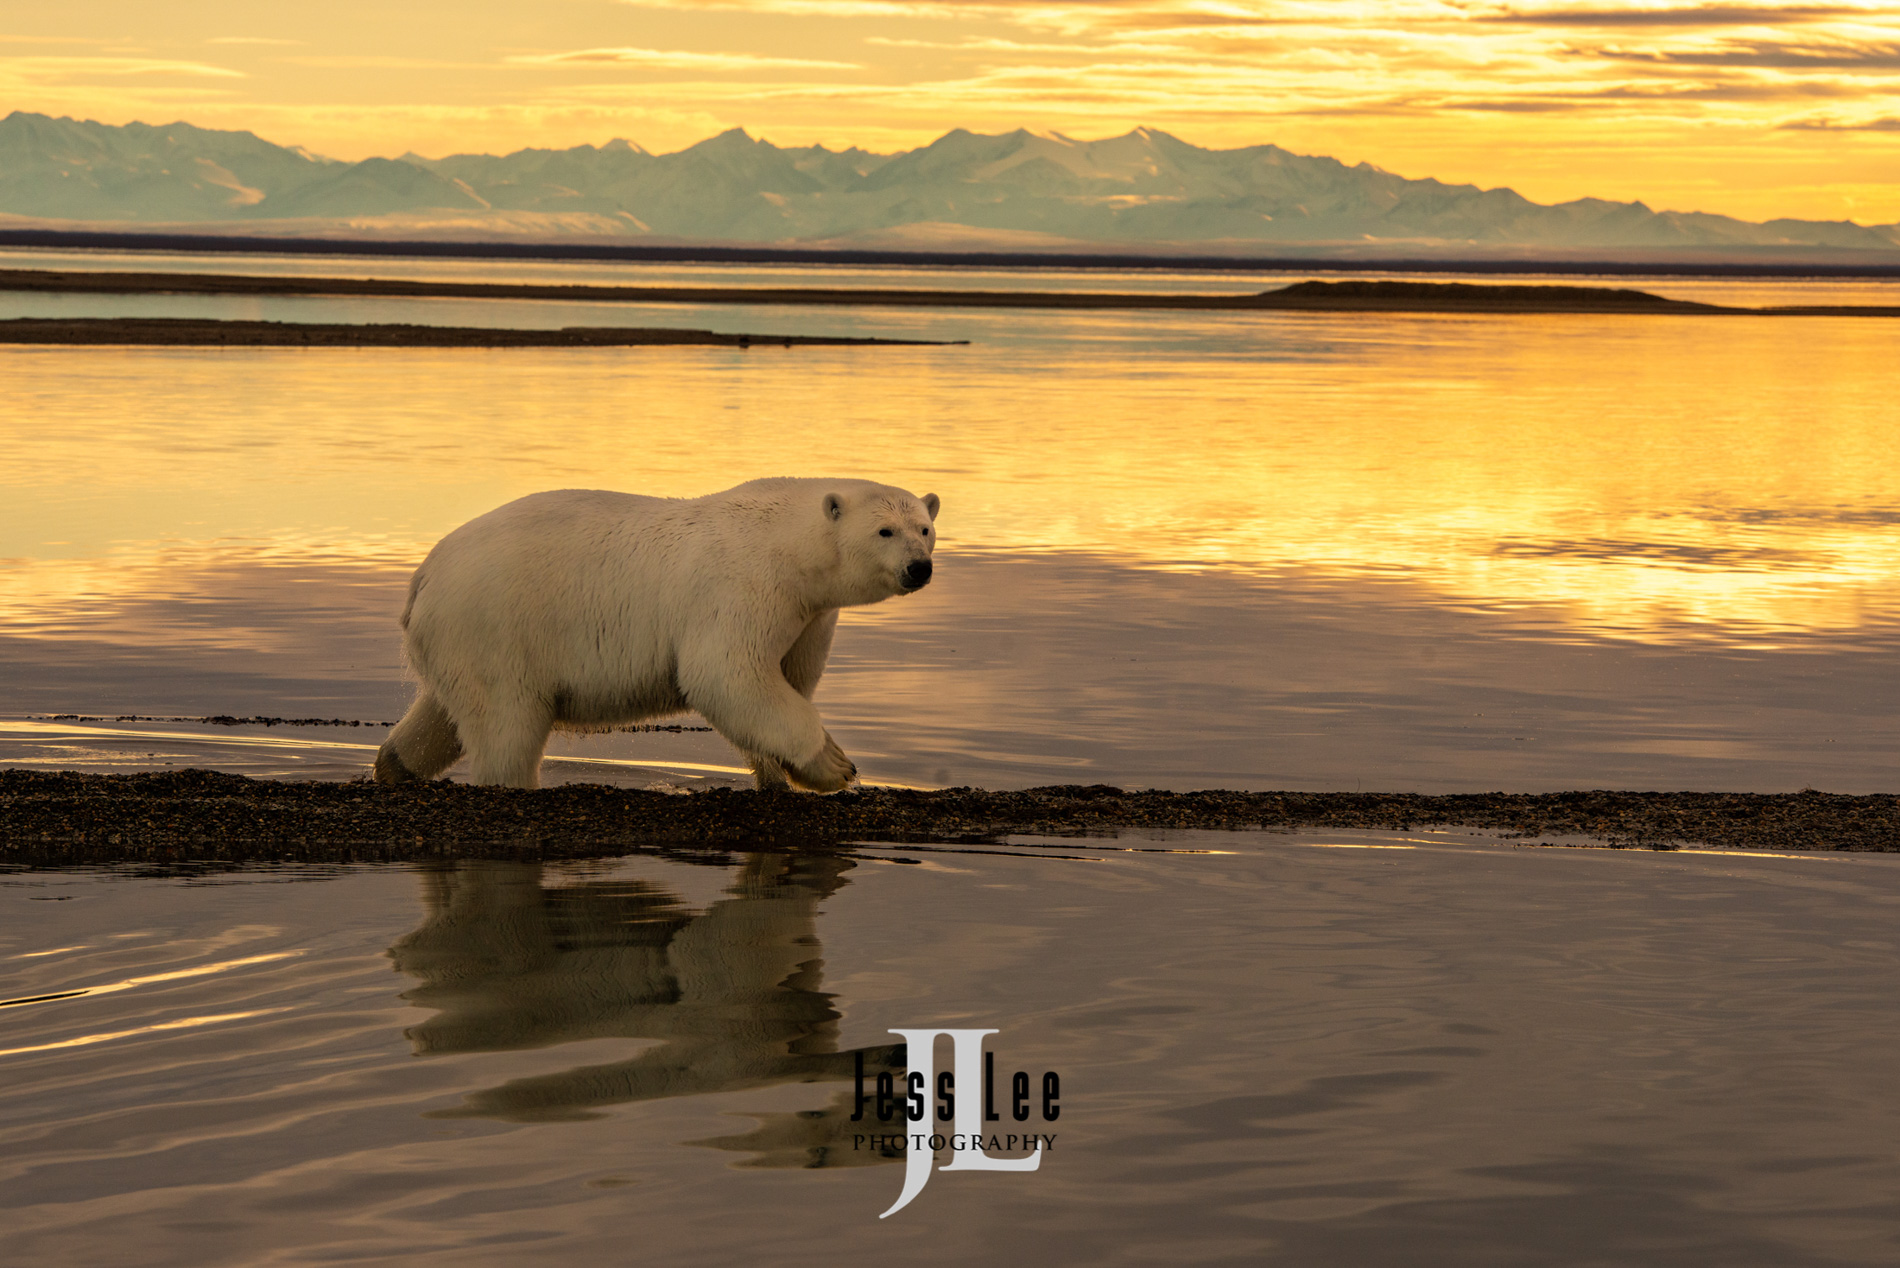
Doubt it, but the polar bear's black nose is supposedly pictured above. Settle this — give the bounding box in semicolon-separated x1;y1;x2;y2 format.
904;559;933;589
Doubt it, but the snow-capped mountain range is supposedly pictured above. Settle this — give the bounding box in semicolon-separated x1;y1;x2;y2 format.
3;110;1895;256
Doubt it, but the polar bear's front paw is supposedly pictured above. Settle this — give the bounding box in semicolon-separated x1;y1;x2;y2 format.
788;732;857;793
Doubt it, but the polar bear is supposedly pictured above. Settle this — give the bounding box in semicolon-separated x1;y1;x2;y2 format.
372;477;939;791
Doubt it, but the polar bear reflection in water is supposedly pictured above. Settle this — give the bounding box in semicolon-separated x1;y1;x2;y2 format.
387;853;906;1168
374;478;940;792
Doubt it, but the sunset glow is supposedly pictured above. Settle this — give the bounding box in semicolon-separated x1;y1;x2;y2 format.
4;1;1898;222
4;303;1896;647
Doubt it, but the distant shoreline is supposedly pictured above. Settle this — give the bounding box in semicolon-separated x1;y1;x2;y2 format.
3;267;1898;324
2;770;1894;860
4;228;1900;279
2;269;1897;321
0;317;961;348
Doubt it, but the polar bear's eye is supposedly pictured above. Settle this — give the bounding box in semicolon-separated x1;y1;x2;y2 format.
879;528;894;537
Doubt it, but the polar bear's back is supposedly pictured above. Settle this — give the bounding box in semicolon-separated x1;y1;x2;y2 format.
400;489;716;716
408;487;688;617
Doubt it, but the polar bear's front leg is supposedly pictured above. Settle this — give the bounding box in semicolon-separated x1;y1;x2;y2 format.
681;641;856;793
740;611;845;791
780;610;839;699
747;754;792;791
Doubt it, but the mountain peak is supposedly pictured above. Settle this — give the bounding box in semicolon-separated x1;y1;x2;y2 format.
0;114;1889;255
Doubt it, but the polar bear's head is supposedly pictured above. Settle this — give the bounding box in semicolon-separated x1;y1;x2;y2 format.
823;486;941;606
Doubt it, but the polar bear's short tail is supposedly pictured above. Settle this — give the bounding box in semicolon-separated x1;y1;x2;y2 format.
398;571;424;631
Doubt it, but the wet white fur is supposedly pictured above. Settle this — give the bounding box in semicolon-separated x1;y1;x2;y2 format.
374;478;940;790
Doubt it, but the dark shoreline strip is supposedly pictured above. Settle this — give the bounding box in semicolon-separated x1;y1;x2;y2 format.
2;770;1894;864
3;268;1895;317
30;714;711;731
0;317;960;347
4;229;1898;279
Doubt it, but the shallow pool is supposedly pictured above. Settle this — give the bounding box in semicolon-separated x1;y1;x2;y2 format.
6;832;1900;1265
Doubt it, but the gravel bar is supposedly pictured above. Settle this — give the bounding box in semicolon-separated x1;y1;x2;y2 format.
2;770;1896;866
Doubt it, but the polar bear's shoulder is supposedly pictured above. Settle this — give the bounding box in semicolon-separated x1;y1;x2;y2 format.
711;476;921;513
721;476;890;497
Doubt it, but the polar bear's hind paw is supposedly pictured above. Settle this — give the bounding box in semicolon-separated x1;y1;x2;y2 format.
372;746;418;785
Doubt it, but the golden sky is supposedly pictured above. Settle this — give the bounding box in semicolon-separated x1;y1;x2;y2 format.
5;1;1899;223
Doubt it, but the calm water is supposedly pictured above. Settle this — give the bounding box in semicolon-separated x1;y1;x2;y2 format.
4;256;1900;1264
2;257;1898;789
5;836;1900;1265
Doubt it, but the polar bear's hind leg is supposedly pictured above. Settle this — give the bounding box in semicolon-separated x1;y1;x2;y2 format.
458;693;556;789
375;691;464;784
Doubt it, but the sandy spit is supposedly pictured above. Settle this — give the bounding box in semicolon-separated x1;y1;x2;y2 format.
1;770;1895;865
0;317;958;347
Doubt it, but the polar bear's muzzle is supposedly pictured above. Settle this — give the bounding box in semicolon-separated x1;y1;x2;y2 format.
901;559;933;592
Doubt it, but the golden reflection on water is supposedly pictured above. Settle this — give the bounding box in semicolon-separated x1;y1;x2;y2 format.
1;310;1896;645
0;540;415;648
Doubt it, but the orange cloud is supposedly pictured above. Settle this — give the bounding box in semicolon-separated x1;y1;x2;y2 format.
508;46;863;71
1;0;1893;220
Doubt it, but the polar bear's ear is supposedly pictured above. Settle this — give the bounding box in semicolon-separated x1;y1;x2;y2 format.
823;492;846;522
922;493;941;521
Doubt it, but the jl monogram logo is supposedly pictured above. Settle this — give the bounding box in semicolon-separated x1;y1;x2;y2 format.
850;1028;1062;1218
